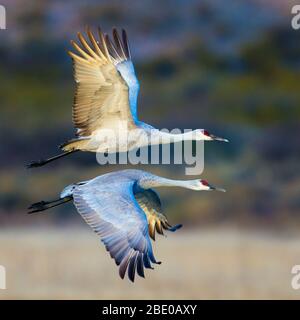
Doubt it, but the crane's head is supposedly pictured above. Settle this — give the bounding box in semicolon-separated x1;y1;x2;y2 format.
189;179;226;192
197;129;229;142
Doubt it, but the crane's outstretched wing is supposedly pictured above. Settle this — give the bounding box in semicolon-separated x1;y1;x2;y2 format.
73;181;160;282
135;189;182;240
68;27;139;137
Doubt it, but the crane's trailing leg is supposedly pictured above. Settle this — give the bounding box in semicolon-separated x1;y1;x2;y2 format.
28;196;72;214
26;150;78;168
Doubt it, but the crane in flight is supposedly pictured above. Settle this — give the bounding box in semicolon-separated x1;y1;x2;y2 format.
27;27;228;168
28;169;225;282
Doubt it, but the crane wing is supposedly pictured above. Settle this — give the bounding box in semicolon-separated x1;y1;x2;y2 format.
135;189;182;240
68;27;139;137
72;181;160;282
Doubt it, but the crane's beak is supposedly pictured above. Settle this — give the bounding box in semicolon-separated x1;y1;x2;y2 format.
209;185;226;192
210;134;229;142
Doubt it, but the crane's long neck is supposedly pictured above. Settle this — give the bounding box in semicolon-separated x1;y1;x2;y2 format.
139;175;196;190
152;130;199;144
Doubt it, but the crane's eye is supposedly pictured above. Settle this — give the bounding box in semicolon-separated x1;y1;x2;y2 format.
201;179;209;186
203;130;210;137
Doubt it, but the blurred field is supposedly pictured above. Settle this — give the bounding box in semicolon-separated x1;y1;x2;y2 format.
0;227;299;300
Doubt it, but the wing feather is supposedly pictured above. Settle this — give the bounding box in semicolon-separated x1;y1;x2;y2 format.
121;29;131;59
97;27;111;61
73;181;159;282
69;28;138;137
112;28;127;60
86;27;107;61
135;189;182;241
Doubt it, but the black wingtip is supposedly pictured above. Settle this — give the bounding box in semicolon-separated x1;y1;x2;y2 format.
128;273;135;283
121;28;131;59
136;254;145;278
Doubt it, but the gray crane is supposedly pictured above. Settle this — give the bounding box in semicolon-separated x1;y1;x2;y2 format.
28;169;225;282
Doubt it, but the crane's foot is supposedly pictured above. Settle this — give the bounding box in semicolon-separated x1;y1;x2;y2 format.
28;201;48;213
26;159;47;168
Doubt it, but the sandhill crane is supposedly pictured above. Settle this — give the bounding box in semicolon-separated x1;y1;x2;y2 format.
28;169;225;282
27;27;228;168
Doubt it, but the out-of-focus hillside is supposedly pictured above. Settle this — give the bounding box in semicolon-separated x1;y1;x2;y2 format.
0;0;299;229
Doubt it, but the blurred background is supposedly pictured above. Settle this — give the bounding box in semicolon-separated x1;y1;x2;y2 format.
0;0;300;299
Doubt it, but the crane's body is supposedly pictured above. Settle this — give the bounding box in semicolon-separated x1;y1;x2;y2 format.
28;169;225;282
27;27;228;168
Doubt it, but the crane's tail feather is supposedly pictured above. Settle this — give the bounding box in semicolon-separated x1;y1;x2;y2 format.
26;150;78;168
28;196;72;214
